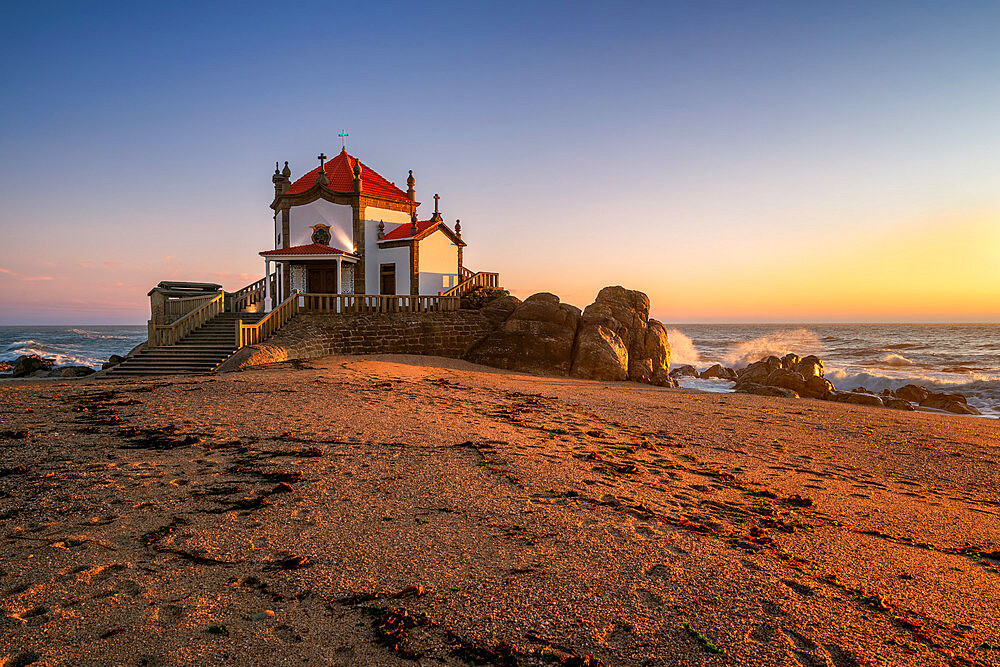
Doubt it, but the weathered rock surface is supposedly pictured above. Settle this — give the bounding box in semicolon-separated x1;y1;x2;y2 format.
700;364;737;381
845;393;884;407
466;293;581;376
735;382;800;399
920;393;981;415
669;364;698;378
730;353;981;416
895;384;930;403
12;355;53;378
102;354;125;370
569;286;672;385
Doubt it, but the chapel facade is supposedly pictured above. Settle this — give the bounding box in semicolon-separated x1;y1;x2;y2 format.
261;149;465;309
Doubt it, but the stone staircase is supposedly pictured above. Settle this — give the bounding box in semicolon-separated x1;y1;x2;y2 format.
105;313;266;377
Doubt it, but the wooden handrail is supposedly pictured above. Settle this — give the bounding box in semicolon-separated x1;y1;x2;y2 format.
227;276;266;313
163;293;217;323
441;271;500;298
149;292;224;347
237;291;301;348
298;293;460;315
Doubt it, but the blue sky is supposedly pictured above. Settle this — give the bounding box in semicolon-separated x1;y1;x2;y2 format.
1;1;998;323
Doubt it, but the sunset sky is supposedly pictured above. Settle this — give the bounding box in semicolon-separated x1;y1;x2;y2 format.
1;1;998;324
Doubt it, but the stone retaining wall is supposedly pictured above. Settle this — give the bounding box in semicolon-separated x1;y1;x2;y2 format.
236;311;498;368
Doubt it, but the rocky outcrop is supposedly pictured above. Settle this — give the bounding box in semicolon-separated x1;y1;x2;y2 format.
466;293;580;376
732;353;982;415
700;364;737;381
670;365;698;378
102;354;125;371
919;393;981;415
11;355;53;378
569;287;672;386
735;382;799;399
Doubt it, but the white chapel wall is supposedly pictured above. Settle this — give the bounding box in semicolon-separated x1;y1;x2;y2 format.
288;200;354;250
374;245;410;295
418;231;460;295
363;207;413;294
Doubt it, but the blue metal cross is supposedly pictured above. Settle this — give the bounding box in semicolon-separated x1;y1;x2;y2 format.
339;130;349;151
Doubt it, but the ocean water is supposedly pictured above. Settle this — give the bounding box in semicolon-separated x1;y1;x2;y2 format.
0;326;147;370
668;324;1000;416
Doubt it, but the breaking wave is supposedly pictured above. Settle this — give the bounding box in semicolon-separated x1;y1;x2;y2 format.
667;329;701;366
721;328;824;369
881;353;915;367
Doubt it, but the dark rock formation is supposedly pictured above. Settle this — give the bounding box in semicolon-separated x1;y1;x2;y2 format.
466;293;581;376
700;364;737;381
102;354;125;370
12;355;53;378
670;365;698;378
569;286;671;385
735;382;799;399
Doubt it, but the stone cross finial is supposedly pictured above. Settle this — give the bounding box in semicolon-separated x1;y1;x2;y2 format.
315;153;330;187
339;130;348;151
430;194;443;222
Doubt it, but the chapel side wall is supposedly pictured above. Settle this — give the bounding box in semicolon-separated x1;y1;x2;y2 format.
287;200;354;249
418;232;460;295
239;312;498;363
372;245;411;295
364;207;413;294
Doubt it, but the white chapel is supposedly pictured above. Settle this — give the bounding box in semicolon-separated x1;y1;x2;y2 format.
261;147;466;309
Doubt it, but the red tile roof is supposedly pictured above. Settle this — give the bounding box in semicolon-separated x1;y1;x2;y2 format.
380;220;438;241
285;149;411;201
259;243;357;257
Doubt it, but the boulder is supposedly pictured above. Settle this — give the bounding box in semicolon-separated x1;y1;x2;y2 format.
845;393;884;407
102;354;125;370
466;293;580;375
736;361;773;384
629;319;673;386
780;353;800;369
478;295;521;328
61;366;96;378
920;393;980;415
895;384;930;403
735;382;799;399
793;355;824;378
764;368;808;395
802;375;835;399
670;364;698;378
12;355;53;378
700;364;737;381
884;397;915;411
570;286;671;384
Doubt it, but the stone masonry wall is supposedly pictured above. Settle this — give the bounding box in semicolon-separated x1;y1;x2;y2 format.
238;311;498;367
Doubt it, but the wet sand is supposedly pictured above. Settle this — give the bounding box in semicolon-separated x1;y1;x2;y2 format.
1;355;998;666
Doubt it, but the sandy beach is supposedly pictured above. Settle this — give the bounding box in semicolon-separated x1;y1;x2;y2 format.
1;355;998;666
